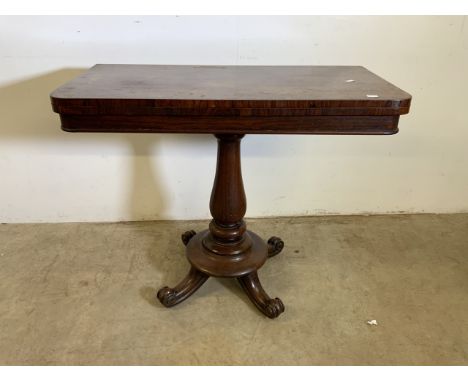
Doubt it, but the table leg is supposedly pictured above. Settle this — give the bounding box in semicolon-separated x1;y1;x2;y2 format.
238;271;285;319
157;266;209;307
157;134;285;318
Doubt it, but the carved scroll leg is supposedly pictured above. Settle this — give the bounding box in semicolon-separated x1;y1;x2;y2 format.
237;271;284;319
181;230;197;246
157;266;209;308
267;236;284;258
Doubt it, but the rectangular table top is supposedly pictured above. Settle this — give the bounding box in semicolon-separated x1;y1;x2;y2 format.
51;65;411;135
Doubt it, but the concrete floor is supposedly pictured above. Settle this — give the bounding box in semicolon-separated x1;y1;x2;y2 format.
0;214;467;365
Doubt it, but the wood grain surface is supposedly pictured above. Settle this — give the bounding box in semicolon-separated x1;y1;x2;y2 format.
51;64;411;134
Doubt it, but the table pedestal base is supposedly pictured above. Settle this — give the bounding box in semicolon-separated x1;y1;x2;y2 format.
157;230;284;318
157;134;285;319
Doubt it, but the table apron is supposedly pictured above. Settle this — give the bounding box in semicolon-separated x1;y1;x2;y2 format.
59;114;400;135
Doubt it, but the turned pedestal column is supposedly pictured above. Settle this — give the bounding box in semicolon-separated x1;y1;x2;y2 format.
157;134;285;319
52;65;411;321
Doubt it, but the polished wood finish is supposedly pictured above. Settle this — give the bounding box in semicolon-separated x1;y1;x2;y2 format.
157;266;209;307
50;65;411;319
238;271;285;319
158;134;284;317
51;65;410;135
57;114;401;135
204;134;250;255
186;229;268;278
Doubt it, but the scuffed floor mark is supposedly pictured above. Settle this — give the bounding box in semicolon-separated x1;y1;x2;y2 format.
41;253;60;283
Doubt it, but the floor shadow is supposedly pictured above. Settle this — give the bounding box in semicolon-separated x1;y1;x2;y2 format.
139;286;161;308
0;68;175;306
0;68;290;314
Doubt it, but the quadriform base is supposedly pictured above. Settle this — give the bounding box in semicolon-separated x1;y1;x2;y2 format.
50;65;412;320
157;134;285;319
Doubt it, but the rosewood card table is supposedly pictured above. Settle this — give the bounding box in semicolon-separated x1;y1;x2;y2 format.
51;65;411;319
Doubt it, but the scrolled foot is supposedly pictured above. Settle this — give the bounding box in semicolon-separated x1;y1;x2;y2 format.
267;236;284;258
264;297;285;319
157;266;209;308
157;286;178;307
181;230;197;246
238;271;285;319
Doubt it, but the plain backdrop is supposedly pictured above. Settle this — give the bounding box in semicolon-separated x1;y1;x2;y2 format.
0;15;467;223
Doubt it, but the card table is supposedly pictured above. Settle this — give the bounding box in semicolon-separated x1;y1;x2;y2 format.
51;65;411;318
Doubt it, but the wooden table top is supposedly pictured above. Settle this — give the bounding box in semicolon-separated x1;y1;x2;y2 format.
51;65;411;135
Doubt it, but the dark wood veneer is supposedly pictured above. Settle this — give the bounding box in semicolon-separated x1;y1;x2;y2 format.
51;64;411;319
51;65;410;136
59;115;400;135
